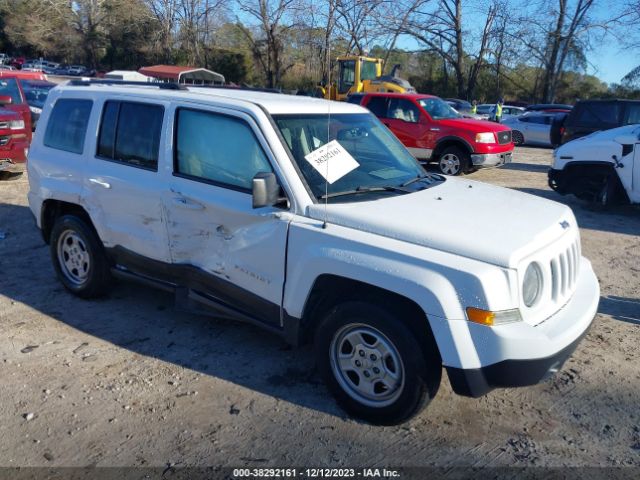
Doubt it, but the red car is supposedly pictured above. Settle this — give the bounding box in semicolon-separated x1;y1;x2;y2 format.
358;92;514;175
0;95;29;173
0;71;46;142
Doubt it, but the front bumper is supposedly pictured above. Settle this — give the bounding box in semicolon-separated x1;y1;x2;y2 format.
445;257;599;397
471;151;513;167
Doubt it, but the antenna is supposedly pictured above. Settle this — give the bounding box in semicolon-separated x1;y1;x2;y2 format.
322;43;331;230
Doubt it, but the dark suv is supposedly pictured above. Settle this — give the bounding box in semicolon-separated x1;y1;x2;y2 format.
560;99;640;145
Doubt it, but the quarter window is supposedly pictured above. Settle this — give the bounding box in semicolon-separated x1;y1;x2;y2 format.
44;99;93;154
174;109;272;191
97;101;164;170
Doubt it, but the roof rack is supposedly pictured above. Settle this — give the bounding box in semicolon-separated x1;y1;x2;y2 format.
68;79;186;90
188;84;283;94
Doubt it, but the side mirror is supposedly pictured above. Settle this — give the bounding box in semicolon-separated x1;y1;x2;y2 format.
252;172;280;209
0;95;12;105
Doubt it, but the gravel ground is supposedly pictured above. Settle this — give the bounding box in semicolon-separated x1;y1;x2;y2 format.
0;147;639;470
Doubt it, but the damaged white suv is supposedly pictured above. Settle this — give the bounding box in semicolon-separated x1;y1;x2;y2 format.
28;81;599;425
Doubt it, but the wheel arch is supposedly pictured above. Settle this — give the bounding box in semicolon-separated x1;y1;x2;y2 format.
298;274;441;363
556;161;629;204
41;199;96;244
433;136;473;159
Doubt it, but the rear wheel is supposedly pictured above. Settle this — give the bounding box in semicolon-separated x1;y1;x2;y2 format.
315;301;441;425
437;146;471;176
50;215;112;298
512;130;525;146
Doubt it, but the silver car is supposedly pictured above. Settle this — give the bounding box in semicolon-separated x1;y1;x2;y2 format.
501;112;556;147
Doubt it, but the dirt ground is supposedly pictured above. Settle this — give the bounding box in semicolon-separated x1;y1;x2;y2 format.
0;147;639;471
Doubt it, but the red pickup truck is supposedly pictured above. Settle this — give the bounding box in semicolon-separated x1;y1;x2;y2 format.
356;92;514;175
0;95;29;173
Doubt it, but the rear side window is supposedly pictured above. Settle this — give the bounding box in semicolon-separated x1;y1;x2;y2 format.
525;115;550;125
44;99;93;154
366;97;389;118
175;109;272;191
97;101;164;170
570;102;620;128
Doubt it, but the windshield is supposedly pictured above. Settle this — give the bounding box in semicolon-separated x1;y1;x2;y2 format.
22;80;55;108
0;78;23;105
274;113;431;201
419;98;461;120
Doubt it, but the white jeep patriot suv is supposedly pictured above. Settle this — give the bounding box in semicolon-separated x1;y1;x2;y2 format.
28;80;599;425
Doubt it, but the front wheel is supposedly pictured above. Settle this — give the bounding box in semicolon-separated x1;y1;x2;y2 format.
315;301;441;425
437;146;470;176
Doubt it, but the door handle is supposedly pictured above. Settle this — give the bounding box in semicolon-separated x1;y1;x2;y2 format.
89;178;111;189
172;195;204;210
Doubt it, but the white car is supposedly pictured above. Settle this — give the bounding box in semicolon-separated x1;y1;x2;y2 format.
501;112;556;147
27;80;599;424
476;104;525;121
549;124;640;205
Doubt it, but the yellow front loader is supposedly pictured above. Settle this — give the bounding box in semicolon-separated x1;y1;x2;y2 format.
322;55;416;101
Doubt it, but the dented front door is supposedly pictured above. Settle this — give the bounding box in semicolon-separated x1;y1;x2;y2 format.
163;105;289;325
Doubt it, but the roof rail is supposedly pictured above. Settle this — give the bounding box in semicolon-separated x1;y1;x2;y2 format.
188;84;283;94
68;79;186;90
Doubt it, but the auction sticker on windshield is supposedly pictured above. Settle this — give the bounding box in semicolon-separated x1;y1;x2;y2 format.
304;140;360;184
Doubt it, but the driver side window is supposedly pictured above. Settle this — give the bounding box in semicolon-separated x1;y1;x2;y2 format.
174;108;272;191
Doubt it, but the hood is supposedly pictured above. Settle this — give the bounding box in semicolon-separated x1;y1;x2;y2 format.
437;117;511;133
307;178;575;268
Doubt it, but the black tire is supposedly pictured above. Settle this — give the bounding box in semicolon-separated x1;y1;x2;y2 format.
315;301;441;425
512;130;525;146
50;215;112;298
437;146;471;176
597;173;623;208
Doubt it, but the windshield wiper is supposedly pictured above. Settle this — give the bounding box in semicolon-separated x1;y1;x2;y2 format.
400;173;441;187
320;185;408;200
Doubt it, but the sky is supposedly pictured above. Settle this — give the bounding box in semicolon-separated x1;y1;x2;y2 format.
388;0;637;87
589;44;634;85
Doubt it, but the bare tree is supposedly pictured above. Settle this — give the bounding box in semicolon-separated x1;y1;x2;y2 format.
400;0;498;99
333;0;382;55
512;0;610;102
236;0;299;88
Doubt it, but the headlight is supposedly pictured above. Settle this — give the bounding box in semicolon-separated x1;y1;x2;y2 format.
523;262;543;307
29;106;42;115
9;120;24;130
475;132;496;143
9;119;25;130
466;307;522;326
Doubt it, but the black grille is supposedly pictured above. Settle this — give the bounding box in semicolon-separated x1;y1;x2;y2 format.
497;130;512;144
0;122;8;129
0;136;9;146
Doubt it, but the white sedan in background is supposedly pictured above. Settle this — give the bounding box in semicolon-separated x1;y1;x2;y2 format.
501;112;557;147
476;104;525;121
